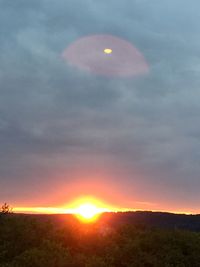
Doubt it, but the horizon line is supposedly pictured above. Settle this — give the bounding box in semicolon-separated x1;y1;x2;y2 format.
12;206;198;216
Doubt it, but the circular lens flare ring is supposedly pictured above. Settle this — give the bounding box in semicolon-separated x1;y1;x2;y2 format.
62;34;149;77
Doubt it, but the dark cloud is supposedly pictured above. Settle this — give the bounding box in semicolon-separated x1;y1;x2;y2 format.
0;0;200;211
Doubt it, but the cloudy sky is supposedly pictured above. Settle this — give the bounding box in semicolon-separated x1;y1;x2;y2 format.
1;0;200;213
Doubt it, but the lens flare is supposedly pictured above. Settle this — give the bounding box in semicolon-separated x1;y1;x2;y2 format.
62;34;149;78
104;48;113;54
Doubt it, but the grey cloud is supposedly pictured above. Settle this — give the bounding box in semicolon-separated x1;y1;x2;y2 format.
0;0;200;210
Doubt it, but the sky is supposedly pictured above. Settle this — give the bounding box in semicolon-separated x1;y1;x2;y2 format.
1;0;200;213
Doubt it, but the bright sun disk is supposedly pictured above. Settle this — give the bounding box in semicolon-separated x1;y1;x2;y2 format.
75;203;100;220
67;197;112;223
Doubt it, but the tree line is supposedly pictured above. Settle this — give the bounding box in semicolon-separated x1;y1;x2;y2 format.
1;207;200;266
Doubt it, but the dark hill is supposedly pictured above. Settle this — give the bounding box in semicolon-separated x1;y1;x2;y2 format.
99;211;200;231
10;210;200;232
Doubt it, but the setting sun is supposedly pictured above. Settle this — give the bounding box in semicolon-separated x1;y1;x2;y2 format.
75;203;100;221
68;196;112;222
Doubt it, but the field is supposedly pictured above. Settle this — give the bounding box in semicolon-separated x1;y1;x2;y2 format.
1;212;200;267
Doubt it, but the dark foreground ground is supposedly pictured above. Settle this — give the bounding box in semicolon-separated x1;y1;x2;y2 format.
1;211;200;267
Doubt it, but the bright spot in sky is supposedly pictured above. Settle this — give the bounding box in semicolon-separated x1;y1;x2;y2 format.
75;203;100;220
104;48;113;54
68;197;111;222
62;34;149;77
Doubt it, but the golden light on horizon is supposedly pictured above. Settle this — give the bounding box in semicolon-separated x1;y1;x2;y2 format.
13;200;198;216
69;196;111;223
74;203;101;222
104;48;113;54
13;196;117;216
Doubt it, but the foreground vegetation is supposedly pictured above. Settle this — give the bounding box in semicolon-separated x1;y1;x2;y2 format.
1;212;200;267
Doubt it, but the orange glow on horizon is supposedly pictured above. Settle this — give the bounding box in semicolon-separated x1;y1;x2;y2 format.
14;196;116;217
66;196;112;222
74;203;102;223
14;206;199;216
13;196;200;216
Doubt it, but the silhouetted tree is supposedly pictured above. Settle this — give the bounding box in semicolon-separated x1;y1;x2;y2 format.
1;203;12;214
